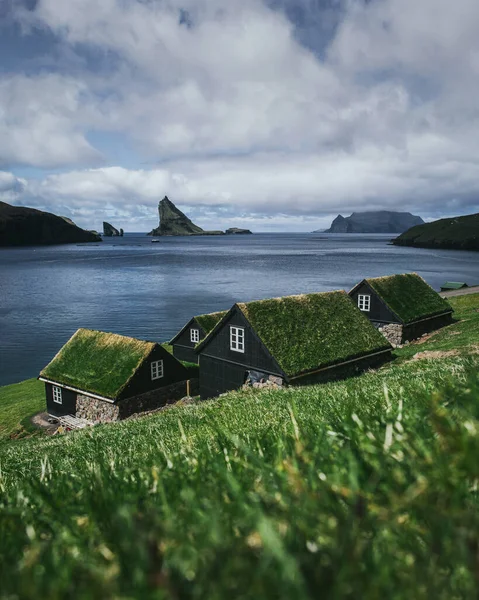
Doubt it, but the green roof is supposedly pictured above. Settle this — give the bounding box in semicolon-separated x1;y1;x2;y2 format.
40;329;155;399
195;311;228;334
442;282;468;290
235;291;391;378
365;273;452;324
170;310;228;344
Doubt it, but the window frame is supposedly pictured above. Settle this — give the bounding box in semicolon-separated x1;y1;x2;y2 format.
230;326;245;353
358;294;371;312
190;328;200;343
52;385;63;404
151;359;164;380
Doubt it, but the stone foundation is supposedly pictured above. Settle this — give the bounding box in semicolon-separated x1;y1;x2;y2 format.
75;378;199;424
378;323;403;348
76;395;119;423
243;374;284;390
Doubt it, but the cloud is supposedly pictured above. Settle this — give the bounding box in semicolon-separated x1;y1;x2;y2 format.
1;0;479;227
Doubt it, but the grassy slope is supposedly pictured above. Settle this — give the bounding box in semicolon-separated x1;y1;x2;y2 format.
0;378;44;441
393;212;479;250
0;295;479;598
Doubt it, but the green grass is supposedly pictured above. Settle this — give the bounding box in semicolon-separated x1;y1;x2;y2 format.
0;378;44;442
1;294;479;598
367;273;452;323
195;311;228;335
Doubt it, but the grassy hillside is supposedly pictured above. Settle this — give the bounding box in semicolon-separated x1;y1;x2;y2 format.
393;212;479;250
1;295;479;598
0;378;44;441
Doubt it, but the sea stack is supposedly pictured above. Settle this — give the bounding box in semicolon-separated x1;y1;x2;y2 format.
148;196;223;236
103;222;120;236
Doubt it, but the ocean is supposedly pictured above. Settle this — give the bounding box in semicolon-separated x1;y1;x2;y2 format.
0;233;477;386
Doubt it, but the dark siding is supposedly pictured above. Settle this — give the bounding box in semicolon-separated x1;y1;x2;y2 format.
119;345;188;400
173;345;198;364
197;308;283;400
201;308;281;374
402;312;453;342
45;383;77;417
350;282;399;324
171;318;205;365
292;350;392;387
199;356;249;400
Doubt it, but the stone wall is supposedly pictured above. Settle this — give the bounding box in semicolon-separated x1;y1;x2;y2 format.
75;378;199;424
243;374;284;390
76;395;119;423
378;323;403;348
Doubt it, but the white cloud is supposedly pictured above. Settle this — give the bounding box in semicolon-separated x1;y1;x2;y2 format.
3;0;479;226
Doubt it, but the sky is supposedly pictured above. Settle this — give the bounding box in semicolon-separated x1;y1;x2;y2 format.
1;0;479;232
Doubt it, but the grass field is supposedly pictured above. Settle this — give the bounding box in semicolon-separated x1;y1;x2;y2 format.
1;295;479;598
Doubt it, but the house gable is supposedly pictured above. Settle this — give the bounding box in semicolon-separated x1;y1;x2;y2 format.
118;344;188;400
198;306;284;377
170;317;206;347
349;280;400;324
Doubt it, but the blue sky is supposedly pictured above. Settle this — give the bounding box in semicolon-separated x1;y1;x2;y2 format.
1;0;479;232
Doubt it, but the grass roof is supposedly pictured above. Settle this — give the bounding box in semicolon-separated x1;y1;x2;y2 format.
195;311;228;334
40;329;155;399
365;273;452;324
236;291;391;378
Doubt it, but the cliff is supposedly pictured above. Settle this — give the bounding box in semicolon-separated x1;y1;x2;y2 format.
148;196;227;236
0;201;102;247
103;222;120;236
393;213;479;251
323;211;424;234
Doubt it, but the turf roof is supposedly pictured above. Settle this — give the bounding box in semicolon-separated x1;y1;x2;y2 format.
364;273;452;324
195;311;228;335
235;291;391;378
40;329;155;399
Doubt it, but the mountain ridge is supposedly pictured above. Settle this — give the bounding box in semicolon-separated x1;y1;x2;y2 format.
320;211;424;234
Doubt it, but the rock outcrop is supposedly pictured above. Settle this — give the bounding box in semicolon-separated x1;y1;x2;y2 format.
324;211;424;234
226;228;253;235
103;222;120;236
393;213;479;251
0;201;102;246
148;196;225;236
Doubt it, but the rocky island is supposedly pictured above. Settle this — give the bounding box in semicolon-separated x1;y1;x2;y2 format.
321;211;424;234
225;228;252;235
0;201;102;246
393;213;479;251
103;222;122;237
148;196;252;236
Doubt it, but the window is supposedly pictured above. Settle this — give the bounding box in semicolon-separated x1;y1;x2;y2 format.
52;386;62;404
230;326;245;352
358;294;371;312
151;360;164;380
190;328;200;343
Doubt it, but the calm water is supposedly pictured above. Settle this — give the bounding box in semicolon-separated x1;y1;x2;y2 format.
1;233;478;386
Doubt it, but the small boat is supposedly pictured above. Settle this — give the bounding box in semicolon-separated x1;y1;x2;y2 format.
151;239;160;243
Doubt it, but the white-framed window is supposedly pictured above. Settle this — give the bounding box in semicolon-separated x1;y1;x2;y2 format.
358;294;371;312
190;328;200;343
52;385;62;404
151;360;164;380
230;326;245;353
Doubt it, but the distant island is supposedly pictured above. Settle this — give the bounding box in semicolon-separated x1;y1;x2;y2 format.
0;201;102;247
319;211;424;234
103;222;123;237
147;196;252;236
393;213;479;251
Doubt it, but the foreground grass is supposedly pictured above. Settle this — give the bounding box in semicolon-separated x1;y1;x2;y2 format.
0;295;479;598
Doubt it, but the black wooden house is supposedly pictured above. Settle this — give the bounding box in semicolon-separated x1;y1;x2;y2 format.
39;329;194;423
170;310;227;364
195;291;392;400
349;273;453;344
